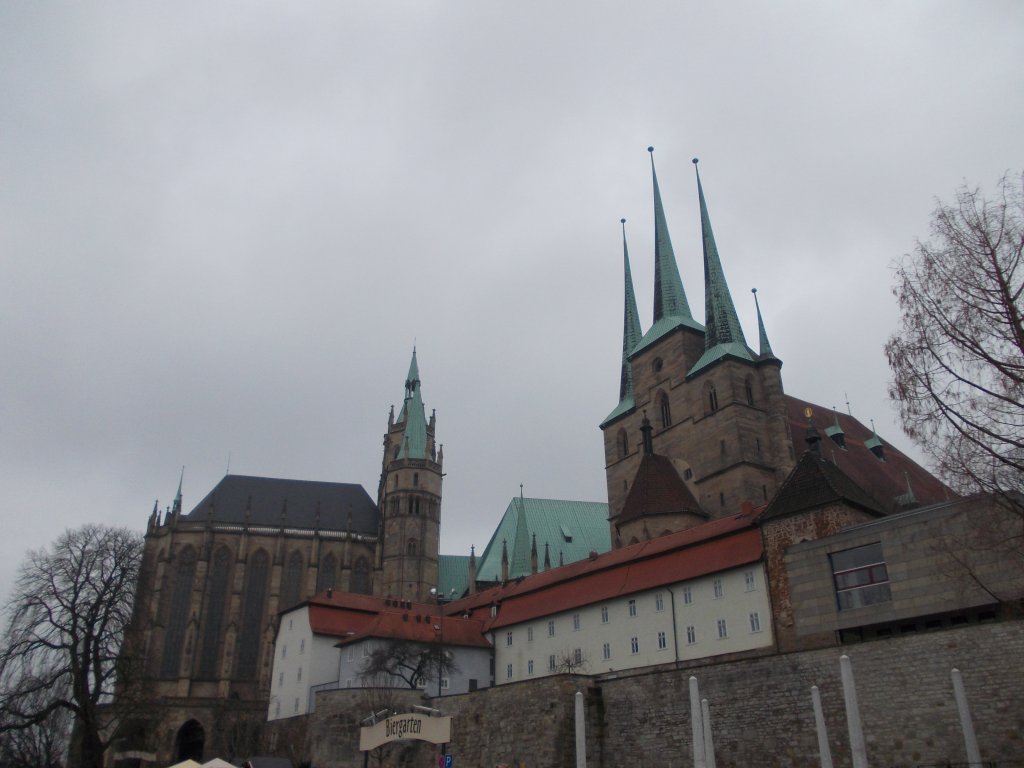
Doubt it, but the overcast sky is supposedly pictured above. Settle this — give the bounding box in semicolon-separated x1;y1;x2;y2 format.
2;2;1022;602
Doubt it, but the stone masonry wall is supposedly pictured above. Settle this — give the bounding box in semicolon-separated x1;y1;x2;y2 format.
299;620;1022;768
598;619;1024;768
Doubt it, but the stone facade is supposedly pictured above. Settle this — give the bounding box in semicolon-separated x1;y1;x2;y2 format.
760;502;879;652
603;325;795;544
282;620;1023;768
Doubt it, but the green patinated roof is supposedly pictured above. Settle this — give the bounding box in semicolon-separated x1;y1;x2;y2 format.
649;148;695;326
397;348;428;460
695;160;747;351
437;554;470;600
619;220;642;403
687;341;756;377
601;393;636;428
476;497;611;584
631;314;705;356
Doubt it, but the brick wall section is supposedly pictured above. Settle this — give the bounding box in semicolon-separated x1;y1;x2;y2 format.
760;504;878;652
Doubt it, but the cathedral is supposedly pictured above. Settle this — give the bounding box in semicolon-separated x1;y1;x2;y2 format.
116;351;443;762
113;149;950;766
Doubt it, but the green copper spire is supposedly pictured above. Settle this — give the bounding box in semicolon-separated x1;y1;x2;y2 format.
751;287;776;358
602;219;643;427
632;148;703;357
687;159;755;376
695;158;746;349
397;347;428;459
619;218;642;401
650;147;693;323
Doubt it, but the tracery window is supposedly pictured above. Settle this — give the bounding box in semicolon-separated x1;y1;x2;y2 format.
235;549;269;680
317;552;338;593
280;550;304;610
198;546;231;679
160;546;197;678
707;383;719;413
351;557;370;595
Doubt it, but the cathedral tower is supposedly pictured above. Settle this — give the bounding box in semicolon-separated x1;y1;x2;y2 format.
378;348;442;601
601;151;795;545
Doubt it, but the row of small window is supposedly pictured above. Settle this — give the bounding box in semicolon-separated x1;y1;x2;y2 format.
277;667;304;686
273;699;301;717
504;574;758;646
279;638;306;659
505;613;764;678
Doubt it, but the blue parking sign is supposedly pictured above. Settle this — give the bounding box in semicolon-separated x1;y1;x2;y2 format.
444;755;453;768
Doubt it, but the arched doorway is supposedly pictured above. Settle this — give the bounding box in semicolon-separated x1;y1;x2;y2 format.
175;719;205;763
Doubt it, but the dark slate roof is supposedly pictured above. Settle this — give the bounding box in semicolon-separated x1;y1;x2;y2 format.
759;451;886;522
618;452;707;524
784;395;952;513
184;474;379;534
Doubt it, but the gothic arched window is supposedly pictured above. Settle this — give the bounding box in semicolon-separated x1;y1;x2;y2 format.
659;392;672;428
707;383;719;414
316;552;338;594
160;546;197;678
280;550;304;610
618;429;629;458
351;557;370;595
198;546;231;680
407;538;417;556
235;549;269;680
744;377;755;406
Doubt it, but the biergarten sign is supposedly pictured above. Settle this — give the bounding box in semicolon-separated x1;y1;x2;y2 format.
359;713;453;751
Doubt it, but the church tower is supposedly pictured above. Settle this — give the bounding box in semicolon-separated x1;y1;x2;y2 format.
378;348;442;601
601;151;795;545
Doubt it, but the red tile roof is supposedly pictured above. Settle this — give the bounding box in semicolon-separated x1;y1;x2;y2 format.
784;395;951;512
444;510;762;629
301;591;490;648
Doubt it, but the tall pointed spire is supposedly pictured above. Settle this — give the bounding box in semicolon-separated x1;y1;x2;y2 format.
650;147;693;323
171;466;184;517
687;159;756;376
631;148;703;359
619;218;642;402
695;158;746;349
397;347;428;459
751;288;776;358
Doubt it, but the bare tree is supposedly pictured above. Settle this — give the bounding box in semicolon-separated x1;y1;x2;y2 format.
358;640;457;691
0;681;71;768
0;526;143;768
886;172;1024;503
552;648;590;674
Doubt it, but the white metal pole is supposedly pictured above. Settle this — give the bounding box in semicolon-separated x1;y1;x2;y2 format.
951;668;982;767
811;685;834;768
575;690;587;768
689;676;706;768
701;698;716;768
840;655;868;768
